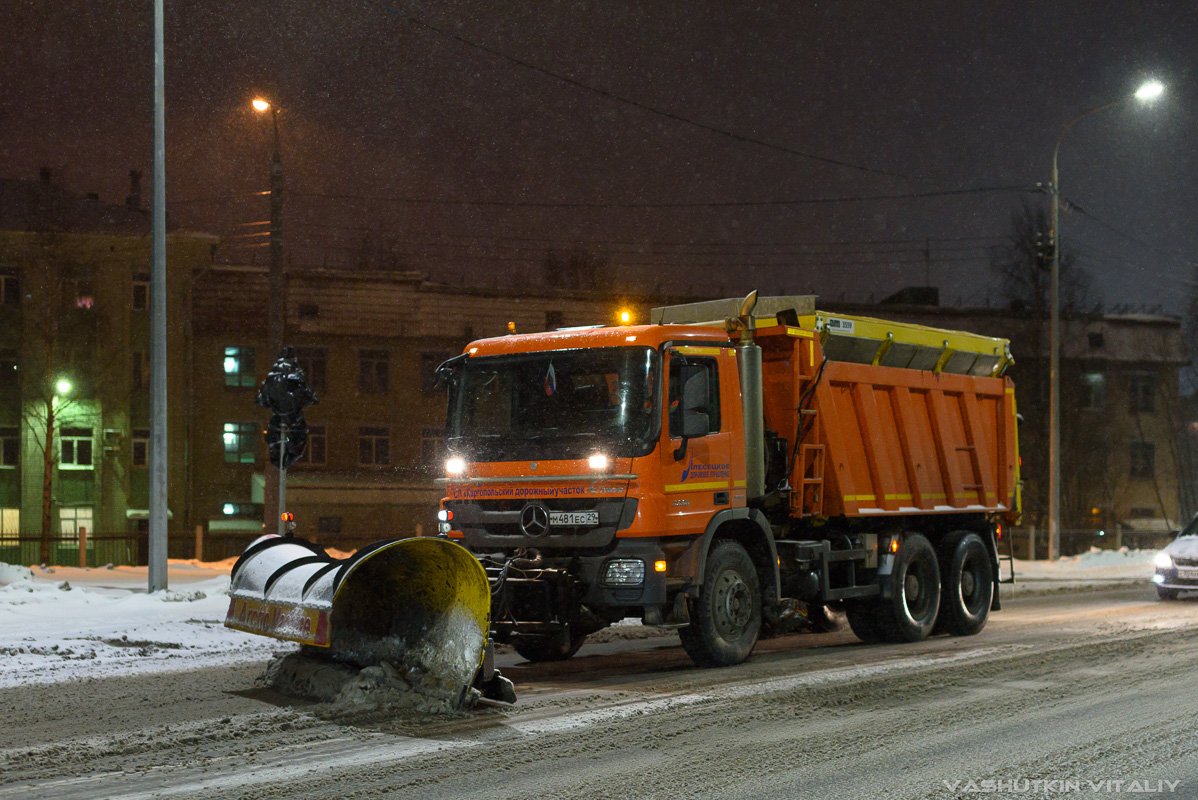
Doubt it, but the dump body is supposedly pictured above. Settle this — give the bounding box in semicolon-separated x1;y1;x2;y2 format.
755;322;1019;520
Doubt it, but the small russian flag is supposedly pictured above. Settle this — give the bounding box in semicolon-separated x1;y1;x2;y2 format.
543;362;557;395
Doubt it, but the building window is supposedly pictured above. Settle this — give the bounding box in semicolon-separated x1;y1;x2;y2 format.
60;427;93;469
223;422;257;464
318;516;342;534
0;508;17;546
0;427;17;468
132;428;149;468
73;279;95;310
421;427;447;469
132;273;149;310
298;302;319;319
220;501;257;517
132;351;148;392
546;310;564;330
295;425;326;466
1087;331;1105;349
1081;373;1106;410
358;426;390;465
224;347;256;388
294;347;327;395
59;506;94;546
0;350;16;393
1129;442;1155;479
0;271;18;306
420;351;452;394
359;350;389;394
1128;373;1155;413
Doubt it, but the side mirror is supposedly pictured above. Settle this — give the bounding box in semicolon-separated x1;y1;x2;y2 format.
674;366;709;460
434;352;469;391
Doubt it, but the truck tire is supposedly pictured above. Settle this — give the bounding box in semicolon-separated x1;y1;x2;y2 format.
1157;587;1179;601
877;533;940;642
679;540;762;667
938;532;993;636
512;628;587;662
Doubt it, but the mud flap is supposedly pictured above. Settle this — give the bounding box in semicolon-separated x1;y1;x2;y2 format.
226;535;503;706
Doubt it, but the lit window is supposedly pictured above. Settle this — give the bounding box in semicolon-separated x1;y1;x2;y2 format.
132;428;149;468
358;426;390;465
220;501;256;516
60;427;93;469
0;508;18;546
59;507;94;549
223;422;257;464
224;347;256;388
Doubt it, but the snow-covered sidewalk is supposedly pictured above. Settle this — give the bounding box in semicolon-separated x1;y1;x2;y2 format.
0;546;1162;689
0;560;280;689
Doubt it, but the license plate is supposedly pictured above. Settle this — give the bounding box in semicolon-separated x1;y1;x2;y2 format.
1177;567;1198;580
550;511;598;526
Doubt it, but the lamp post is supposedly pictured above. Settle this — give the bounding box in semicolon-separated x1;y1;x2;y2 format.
1047;79;1164;561
252;98;286;534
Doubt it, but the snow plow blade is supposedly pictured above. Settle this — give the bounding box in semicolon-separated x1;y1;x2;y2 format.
225;535;497;705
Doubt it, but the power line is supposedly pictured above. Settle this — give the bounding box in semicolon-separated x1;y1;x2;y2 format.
292;184;1032;210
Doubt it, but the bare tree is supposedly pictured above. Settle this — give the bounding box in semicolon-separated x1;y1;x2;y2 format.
992;201;1094;316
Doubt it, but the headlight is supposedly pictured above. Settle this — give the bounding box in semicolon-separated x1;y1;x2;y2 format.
588;454;608;470
603;559;645;586
445;456;466;475
1154;551;1174;570
437;509;452;522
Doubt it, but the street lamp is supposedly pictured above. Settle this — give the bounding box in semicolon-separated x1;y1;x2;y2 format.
252;97;286;534
1047;78;1164;561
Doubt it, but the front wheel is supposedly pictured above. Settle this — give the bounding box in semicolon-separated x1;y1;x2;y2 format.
1157;587;1180;601
679;540;762;667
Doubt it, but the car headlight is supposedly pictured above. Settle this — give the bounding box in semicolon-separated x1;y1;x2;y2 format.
603;559;645;586
1154;551;1174;570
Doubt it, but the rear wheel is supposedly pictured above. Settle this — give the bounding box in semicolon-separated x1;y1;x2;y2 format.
679;540;762;667
512;628;587;662
877;534;940;642
939;532;994;636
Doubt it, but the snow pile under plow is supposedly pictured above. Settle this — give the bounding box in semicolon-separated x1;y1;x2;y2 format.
225;535;511;712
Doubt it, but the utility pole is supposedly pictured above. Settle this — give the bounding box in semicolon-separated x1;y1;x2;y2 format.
148;0;168;592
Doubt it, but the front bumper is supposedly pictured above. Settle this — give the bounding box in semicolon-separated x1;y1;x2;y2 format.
1153;569;1198;591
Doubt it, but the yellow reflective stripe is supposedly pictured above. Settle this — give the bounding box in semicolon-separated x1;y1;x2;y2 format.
673;346;722;356
884;493;913;500
664;481;731;493
844;494;877;501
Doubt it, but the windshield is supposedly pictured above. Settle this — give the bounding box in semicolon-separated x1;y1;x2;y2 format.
447;346;660;461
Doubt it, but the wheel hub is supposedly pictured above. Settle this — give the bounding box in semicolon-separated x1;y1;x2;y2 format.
715;570;752;632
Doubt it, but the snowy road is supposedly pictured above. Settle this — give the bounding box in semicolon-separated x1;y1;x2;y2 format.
2;584;1197;800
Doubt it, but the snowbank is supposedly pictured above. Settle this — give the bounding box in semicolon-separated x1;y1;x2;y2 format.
1001;546;1156;583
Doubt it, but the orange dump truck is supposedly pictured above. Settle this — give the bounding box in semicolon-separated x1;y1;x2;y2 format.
435;293;1019;667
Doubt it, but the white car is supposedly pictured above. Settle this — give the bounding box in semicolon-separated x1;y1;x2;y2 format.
1152;520;1198;600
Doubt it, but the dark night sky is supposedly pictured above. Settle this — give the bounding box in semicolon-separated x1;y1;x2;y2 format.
2;1;1196;311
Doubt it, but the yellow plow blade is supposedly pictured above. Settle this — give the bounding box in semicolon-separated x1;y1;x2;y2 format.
226;535;492;706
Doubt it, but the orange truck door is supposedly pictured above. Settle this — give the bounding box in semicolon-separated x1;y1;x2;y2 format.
661;347;734;537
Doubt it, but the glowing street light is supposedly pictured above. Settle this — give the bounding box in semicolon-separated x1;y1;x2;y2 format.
55;378;72;395
1046;78;1164;560
251;97;270;112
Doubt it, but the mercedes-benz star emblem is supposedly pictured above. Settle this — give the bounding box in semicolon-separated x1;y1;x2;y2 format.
520;503;550;537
